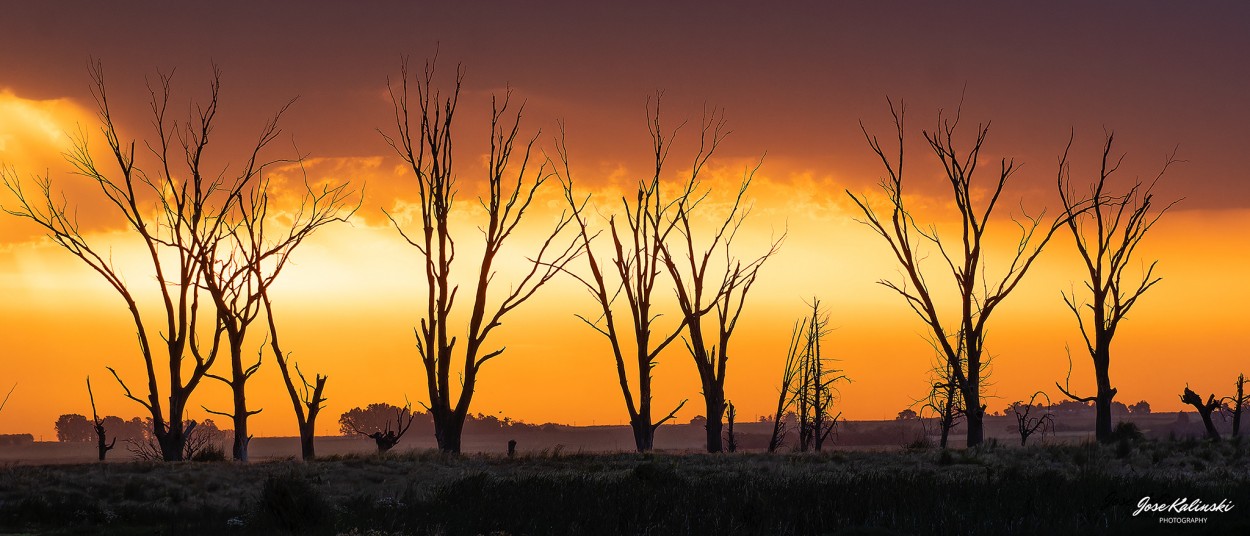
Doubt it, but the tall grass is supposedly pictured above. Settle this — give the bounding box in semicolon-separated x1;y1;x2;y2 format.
0;441;1245;535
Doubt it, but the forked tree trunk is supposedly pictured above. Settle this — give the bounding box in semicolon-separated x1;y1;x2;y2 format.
299;421;316;460
631;418;654;452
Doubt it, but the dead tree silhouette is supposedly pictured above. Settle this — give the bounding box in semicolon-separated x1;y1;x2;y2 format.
1010;391;1054;446
846;100;1072;448
0;62;286;460
769;300;846;452
1180;385;1221;440
1222;374;1247;438
201;156;355;462
794;300;845;452
555;96;699;452
1054;132;1178;444
87;377;115;461
381;58;579;454
654;109;783;453
347;404;415;453
921;349;965;449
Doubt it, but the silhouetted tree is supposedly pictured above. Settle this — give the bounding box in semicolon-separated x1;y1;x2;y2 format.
1010;391;1054;446
1222;374;1247;437
920;345;966;449
793;300;846;452
555;97;693;452
767;300;846;452
339;403;424;435
55;414;94;442
87;377;115;461
846;100;1070;447
382;59;578;454
724;401;738;453
1128;400;1151;415
1180;385;1221;441
656;109;783;453
1054;133;1177;443
344;403;415;453
200;158;355;462
2;62;289;460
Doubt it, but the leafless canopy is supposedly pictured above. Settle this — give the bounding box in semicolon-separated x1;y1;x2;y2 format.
1;62;264;460
556;95;699;452
846;99;1073;447
658;108;784;453
1053;131;1178;442
381;57;579;454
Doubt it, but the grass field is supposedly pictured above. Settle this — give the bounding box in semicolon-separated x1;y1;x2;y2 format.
0;437;1247;535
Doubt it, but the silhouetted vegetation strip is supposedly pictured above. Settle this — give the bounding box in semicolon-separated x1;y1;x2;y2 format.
1;443;1248;535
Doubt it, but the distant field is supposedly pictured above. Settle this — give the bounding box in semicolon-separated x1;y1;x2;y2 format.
1;437;1247;535
0;412;1213;465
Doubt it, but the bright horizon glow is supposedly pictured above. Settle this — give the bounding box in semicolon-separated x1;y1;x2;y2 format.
0;3;1247;441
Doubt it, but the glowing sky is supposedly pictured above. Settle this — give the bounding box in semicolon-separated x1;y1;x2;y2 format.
0;2;1247;439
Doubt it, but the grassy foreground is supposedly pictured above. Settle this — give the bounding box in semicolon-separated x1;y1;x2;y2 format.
1;439;1248;535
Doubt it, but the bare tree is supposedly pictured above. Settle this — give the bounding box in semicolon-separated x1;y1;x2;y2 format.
1;62;255;460
657;110;783;453
767;300;846;452
346;403;415;453
920;351;965;449
794;300;846;452
205;158;355;462
846;100;1070;447
1054;132;1178;443
1180;385;1221;441
190;104;322;463
1223;374;1248;438
87;377;116;461
555;97;692;452
1010;391;1054;446
381;59;579;454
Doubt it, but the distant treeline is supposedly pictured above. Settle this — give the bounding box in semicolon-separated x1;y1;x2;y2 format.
54;414;232;445
0;434;33;446
338;403;563;438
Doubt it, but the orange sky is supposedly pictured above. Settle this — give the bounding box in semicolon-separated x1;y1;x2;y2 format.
0;3;1247;439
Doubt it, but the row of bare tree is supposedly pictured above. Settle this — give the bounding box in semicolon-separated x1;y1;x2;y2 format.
847;101;1178;448
0;57;1192;460
3;62;357;461
382;59;783;453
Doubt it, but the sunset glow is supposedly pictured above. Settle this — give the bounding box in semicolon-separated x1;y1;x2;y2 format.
0;3;1246;443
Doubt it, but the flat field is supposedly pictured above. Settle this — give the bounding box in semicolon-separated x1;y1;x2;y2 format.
1;438;1247;535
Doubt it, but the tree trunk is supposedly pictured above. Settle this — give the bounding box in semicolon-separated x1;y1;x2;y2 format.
631;417;654;452
232;391;250;462
299;421;316;460
703;391;725;454
964;373;984;448
435;412;465;454
1092;345;1117;443
157;425;183;462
